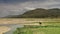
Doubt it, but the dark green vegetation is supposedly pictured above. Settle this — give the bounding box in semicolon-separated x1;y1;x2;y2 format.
20;8;60;18
6;8;60;18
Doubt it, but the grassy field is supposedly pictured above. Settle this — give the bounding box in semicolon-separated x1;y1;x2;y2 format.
0;18;60;34
12;18;60;34
0;18;60;24
13;25;60;34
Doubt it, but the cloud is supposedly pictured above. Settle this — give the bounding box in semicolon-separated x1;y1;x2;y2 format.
18;0;60;9
25;7;36;10
0;0;60;17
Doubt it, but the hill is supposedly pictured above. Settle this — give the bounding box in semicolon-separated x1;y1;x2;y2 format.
6;8;60;18
20;8;60;18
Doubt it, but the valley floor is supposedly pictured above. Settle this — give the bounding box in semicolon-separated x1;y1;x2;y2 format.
0;18;60;34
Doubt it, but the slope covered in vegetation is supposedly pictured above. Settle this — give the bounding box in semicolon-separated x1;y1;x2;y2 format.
6;8;60;18
20;8;60;18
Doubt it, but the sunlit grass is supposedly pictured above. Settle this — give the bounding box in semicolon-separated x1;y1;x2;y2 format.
13;25;60;34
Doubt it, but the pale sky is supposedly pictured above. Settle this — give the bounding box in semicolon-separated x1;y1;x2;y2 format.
0;0;60;17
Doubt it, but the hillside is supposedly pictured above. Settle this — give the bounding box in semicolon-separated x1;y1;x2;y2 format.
6;8;60;18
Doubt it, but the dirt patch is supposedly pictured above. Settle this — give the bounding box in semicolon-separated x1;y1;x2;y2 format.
0;26;11;34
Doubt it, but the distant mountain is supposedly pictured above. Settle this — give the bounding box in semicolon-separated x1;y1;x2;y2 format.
19;8;60;18
5;8;60;18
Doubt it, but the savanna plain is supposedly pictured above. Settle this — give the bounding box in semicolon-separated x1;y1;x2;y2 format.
0;18;60;34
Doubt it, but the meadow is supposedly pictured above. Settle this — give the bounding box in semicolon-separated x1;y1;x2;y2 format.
0;18;60;34
0;18;60;24
14;26;60;34
12;18;60;34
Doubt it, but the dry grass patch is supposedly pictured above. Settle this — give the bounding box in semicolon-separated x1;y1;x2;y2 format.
0;26;11;34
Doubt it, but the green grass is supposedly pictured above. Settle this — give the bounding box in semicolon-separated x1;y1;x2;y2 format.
13;25;60;34
13;18;60;34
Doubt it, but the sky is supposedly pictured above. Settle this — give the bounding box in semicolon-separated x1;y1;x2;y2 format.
0;0;60;17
